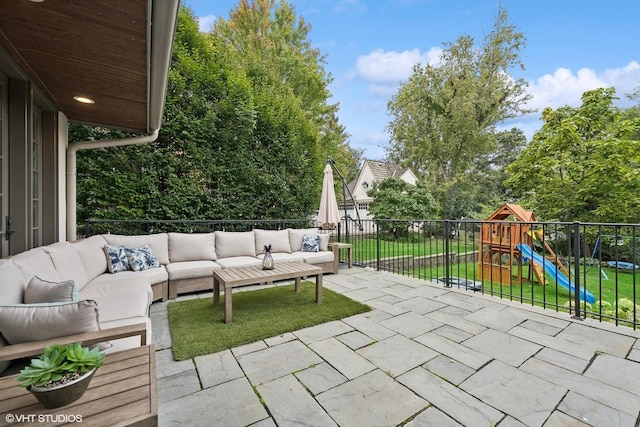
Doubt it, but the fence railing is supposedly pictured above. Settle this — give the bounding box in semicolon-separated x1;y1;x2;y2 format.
85;218;639;329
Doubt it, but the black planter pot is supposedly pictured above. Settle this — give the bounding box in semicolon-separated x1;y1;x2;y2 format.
28;368;97;409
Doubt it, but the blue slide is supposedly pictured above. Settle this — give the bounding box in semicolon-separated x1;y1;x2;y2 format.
517;244;596;304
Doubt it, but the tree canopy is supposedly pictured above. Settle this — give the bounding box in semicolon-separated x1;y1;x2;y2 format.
73;2;359;227
505;87;640;223
366;177;438;237
386;4;530;218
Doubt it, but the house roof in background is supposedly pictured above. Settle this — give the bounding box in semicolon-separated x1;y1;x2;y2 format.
0;0;179;132
347;159;414;194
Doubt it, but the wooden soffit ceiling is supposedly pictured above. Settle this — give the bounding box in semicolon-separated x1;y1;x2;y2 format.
0;0;150;131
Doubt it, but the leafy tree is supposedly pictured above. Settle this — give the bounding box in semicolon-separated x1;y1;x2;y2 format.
386;4;531;218
366;177;438;238
73;3;359;228
506;87;640;223
211;0;360;186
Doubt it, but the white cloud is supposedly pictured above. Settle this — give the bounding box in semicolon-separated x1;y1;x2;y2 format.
505;61;640;140
350;47;442;84
197;15;217;32
525;61;640;111
349;130;390;161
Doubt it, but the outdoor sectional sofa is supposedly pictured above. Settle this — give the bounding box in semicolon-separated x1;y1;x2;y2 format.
0;228;335;375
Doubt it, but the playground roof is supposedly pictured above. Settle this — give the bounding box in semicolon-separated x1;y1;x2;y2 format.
486;204;536;222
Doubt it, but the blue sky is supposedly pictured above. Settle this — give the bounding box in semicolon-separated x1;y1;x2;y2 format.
184;0;640;161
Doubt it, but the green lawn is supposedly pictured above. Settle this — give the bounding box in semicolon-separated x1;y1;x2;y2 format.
413;261;638;324
352;237;476;261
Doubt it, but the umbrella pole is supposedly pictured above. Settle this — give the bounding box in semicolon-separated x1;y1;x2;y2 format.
342;179;349;243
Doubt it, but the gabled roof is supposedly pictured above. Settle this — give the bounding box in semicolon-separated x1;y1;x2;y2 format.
486;203;536;222
0;0;180;132
347;160;414;193
366;160;412;181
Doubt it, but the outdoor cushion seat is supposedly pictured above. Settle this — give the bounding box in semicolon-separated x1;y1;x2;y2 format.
292;250;334;264
166;260;221;281
214;256;263;269
88;266;168;287
256;252;304;263
80;277;152;323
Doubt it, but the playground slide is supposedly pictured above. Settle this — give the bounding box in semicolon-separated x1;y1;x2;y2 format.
516;244;596;304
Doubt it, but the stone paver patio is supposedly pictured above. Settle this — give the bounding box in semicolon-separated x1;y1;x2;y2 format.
151;267;640;426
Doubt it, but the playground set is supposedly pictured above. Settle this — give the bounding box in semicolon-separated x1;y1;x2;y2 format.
477;204;595;303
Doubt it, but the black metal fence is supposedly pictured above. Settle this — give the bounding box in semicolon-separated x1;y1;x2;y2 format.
85;218;639;328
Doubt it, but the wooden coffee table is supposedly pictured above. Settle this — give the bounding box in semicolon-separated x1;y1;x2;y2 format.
0;345;157;427
213;261;323;323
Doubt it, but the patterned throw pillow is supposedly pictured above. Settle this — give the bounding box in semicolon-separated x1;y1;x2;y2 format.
301;234;320;252
103;244;130;273
125;245;160;272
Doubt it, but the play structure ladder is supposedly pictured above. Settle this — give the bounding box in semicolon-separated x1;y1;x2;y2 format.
531;261;546;285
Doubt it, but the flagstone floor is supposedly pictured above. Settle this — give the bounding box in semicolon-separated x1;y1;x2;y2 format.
151;267;640;427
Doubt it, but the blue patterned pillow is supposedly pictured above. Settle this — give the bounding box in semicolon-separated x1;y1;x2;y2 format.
301;234;320;252
103;244;130;273
125;245;160;272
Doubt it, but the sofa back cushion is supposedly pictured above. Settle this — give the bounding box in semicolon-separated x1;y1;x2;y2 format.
0;260;27;305
317;233;330;251
168;232;216;262
71;235;109;282
46;242;90;289
254;229;291;255
11;248;62;283
215;231;256;258
103;233;170;265
288;228;328;251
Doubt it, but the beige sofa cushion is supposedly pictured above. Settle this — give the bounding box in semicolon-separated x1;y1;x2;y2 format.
103;233;170;265
0;300;102;344
214;256;262;269
11;248;61;283
80;278;152;323
292;250;334;264
288;228;330;252
88;266;168;287
318;233;330;251
46;242;90;289
0;260;27;305
254;229;291;255
24;276;79;304
71;235;109;283
257;252;304;263
168;232;216;262
166;260;220;280
215;231;256;258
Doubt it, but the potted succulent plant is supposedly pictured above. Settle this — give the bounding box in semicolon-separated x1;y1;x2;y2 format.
17;342;105;409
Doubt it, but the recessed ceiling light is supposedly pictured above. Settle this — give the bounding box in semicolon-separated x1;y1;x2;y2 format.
30;0;45;3
73;96;95;104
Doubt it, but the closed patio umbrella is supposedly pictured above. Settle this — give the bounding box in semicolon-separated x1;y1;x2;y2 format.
318;163;340;229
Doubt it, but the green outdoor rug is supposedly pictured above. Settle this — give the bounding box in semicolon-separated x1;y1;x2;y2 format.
167;282;371;360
